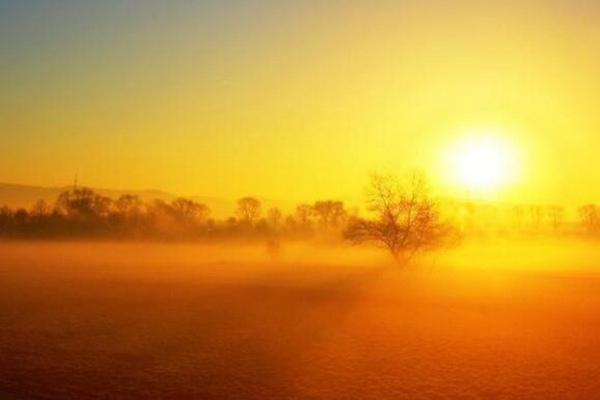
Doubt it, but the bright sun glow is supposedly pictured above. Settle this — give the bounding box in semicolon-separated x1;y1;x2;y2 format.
445;131;521;196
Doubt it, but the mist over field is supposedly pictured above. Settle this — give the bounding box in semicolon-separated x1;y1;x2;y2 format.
1;240;600;399
3;0;600;398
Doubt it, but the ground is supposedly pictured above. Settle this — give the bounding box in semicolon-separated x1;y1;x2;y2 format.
0;241;599;399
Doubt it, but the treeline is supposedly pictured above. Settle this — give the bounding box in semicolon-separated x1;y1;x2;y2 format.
1;185;599;242
443;201;600;238
0;187;353;241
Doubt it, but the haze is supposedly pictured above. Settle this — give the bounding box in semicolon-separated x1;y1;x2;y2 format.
2;1;600;399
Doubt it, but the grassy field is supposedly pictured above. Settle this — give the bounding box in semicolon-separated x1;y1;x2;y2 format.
1;241;600;399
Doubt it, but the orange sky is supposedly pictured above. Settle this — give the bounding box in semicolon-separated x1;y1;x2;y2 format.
1;1;599;204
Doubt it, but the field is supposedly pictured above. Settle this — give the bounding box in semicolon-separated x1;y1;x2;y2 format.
1;241;600;399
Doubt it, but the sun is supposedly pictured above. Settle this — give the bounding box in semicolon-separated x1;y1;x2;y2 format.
444;131;521;196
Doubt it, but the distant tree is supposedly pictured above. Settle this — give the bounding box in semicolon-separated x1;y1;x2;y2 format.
312;200;347;231
294;204;313;231
548;205;565;232
13;208;29;228
108;195;145;236
0;205;12;235
511;205;525;232
579;204;599;235
0;205;11;217
345;172;452;264
56;188;111;220
115;194;143;217
30;199;51;217
147;199;175;234
171;198;210;224
236;197;261;225
529;205;544;232
267;207;283;230
226;216;237;226
284;215;297;231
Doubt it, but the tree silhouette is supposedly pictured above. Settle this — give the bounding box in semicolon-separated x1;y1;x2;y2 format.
267;207;283;230
30;199;50;217
236;197;261;225
312;200;347;231
345;173;451;264
294;204;313;231
579;204;599;235
115;195;143;217
56;187;111;221
529;205;544;233
171;198;210;224
548;205;565;232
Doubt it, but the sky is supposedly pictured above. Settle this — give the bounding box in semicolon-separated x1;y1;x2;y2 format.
1;0;600;204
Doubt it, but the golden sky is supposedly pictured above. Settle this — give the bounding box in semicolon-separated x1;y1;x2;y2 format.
1;1;599;204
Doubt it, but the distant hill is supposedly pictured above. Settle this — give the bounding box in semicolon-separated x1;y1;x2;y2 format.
0;182;173;207
0;183;64;208
0;182;301;219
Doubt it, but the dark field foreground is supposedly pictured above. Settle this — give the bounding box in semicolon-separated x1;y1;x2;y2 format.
1;241;600;399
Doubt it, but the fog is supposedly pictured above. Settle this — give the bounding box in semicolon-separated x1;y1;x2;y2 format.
1;240;600;399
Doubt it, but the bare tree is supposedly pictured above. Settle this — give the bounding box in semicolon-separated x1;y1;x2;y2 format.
312;200;347;231
115;195;143;217
30;199;50;217
267;207;283;229
56;187;111;220
236;197;261;225
345;172;451;264
295;204;313;230
529;205;544;233
548;205;565;232
579;204;599;235
171;198;210;224
147;200;175;233
0;205;12;234
511;205;525;232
